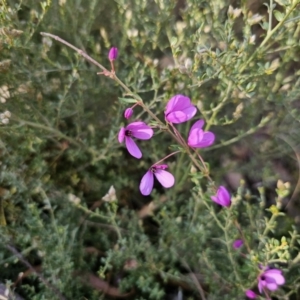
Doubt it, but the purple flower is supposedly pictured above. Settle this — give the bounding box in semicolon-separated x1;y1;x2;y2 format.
165;94;197;124
245;290;257;299
233;239;244;249
108;47;118;61
118;122;153;159
211;186;231;207
258;268;285;293
140;164;175;196
187;120;215;148
124;108;133;119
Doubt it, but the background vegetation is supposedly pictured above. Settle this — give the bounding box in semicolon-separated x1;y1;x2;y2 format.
1;0;300;299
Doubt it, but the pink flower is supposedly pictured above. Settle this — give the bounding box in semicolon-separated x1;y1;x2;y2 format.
187;120;215;148
245;290;257;299
140;164;175;196
124;108;133;119
165;94;197;124
118;122;153;159
108;47;118;61
258;268;285;293
211;186;231;207
233;239;243;249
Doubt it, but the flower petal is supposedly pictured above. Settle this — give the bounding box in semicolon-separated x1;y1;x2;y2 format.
118;127;125;143
258;280;264;294
165;94;192;115
140;171;154;196
266;283;278;291
199;131;215;147
181;106;197;120
189;119;205;133
211;195;222;206
265;270;285;285
245;290;257;299
188;120;215;148
166;111;190;124
126;122;153;140
217;186;231;206
125;137;142;159
188;129;204;147
211;186;231;207
154;170;175;188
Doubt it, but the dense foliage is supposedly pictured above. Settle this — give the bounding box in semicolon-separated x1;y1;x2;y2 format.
1;0;300;299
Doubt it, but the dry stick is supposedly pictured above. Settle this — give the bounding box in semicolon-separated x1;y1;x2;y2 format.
6;244;67;300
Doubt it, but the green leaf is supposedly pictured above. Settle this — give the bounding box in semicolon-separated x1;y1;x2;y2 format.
170;36;178;46
274;10;284;22
118;97;137;104
274;0;290;6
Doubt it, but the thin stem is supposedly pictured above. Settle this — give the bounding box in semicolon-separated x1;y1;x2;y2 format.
181;259;207;300
205;82;233;131
40;32;107;72
153;150;181;166
239;1;300;73
233;219;251;254
40;32;214;182
6;244;67;300
202;200;225;231
262;213;277;237
224;228;242;284
191;148;212;181
108;206;122;241
12;116;84;148
268;0;274;34
224;210;243;285
168;123;186;146
75;203;110;221
208;113;272;150
39;188;64;252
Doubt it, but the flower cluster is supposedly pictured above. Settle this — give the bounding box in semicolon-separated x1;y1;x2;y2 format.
114;50;229;202
118;93;218;196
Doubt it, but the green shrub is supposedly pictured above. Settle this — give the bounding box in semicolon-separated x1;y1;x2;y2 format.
1;0;300;299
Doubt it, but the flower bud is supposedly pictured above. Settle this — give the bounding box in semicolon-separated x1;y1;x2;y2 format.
124;108;133;119
108;47;118;61
232;239;243;249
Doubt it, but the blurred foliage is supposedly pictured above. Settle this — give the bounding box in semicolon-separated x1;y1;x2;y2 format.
1;0;300;299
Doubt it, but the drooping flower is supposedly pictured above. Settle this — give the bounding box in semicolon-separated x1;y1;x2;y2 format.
187;120;215;148
245;290;257;299
211;186;231;207
233;239;244;249
165;94;197;124
118;122;153;159
140;164;175;196
258;268;285;293
108;47;118;61
124;108;133;119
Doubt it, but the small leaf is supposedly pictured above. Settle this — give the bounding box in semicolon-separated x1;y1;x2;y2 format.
170;36;178;46
274;10;284;22
274;0;290;6
118;97;137;104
